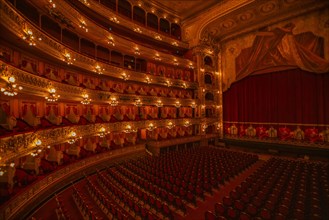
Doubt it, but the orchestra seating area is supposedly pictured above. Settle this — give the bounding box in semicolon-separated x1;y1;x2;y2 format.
205;157;329;220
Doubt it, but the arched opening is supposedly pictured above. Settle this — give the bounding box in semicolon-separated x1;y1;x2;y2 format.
118;0;132;19
80;38;95;58
41;15;61;41
205;92;214;101
204;73;213;85
100;0;116;11
171;23;181;40
160;18;170;34
147;13;158;30
204;56;213;67
133;6;145;25
62;29;79;51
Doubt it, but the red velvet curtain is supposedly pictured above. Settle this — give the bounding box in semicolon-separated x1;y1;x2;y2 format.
223;69;329;124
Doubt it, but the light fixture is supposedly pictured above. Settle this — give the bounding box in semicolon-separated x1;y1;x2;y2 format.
174;101;181;108
166;80;171;87
145;76;152;84
22;29;41;46
155;35;162;41
82;0;90;6
0;75;23;96
81;94;91;105
134;99;142;107
123;124;137;133
95;65;105;74
30;139;43;157
63;52;75;65
110;17;120;24
155;100;163;107
154;54;161;61
191;102;197;108
182;83;187;89
200;68;205;72
202;124;208;132
110;97;118;106
167;121;175;129
79;20;88;32
189;63;194;69
172;42;178;46
184;121;191;127
121;72;130;81
108;36;115;46
48;0;56;8
45;88;60;102
98;127;109;137
134;47;141;55
67;131;81;144
133;27;142;33
147;123;156;131
173;59;179;66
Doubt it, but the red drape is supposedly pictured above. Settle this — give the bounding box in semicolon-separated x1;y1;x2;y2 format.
223;69;329;124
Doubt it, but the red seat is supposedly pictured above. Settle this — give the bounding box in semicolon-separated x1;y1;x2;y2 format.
227;207;237;219
205;211;217;220
260;208;271;220
214;203;226;216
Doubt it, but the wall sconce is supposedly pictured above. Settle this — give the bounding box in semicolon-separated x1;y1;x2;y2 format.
48;0;56;8
174;101;181;108
173;59;179;66
82;0;90;6
191;102;197;108
0;75;23;96
108;36;115;46
154;54;161;61
184;121;191;127
95;65;105;74
189;63;194;69
182;83;187;89
134;99;142;107
98;127;109;138
81;94;91;105
167;121;175;129
155;100;163;108
172;41;178;46
121;72;130;81
133;27;142;33
155;35;162;41
45;88;60;102
147;123;156;131
134;48;141;55
166;80;171;87
110;16;120;24
124;124;137;133
67;131;81;144
200;68;205;72
202;124;208;132
79;20;88;32
63;52;75;65
145;76;152;84
110;97;118;106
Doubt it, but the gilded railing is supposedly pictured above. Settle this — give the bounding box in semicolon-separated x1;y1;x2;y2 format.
0;0;197;89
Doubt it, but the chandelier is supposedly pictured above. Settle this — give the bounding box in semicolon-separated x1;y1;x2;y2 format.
134;48;141;55
30;139;43;157
166;80;171;87
173;59;179;66
155;100;163;108
110;97;118;106
154;54;161;61
123;124;137;133
22;29;41;46
110;17;120;24
108;36;115;46
81;94;91;105
145;76;151;84
45;88;60;102
191;102;197;108
0;75;23;96
133;27;142;33
79;20;88;32
0;163;15;177
167;121;175;129
134;99;142;107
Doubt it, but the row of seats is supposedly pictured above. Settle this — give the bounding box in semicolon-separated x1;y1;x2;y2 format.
206;158;329;220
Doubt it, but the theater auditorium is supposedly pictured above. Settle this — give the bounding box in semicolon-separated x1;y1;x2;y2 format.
0;0;329;219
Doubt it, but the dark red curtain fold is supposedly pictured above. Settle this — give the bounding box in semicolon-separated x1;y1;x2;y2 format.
223;69;329;124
